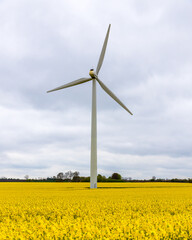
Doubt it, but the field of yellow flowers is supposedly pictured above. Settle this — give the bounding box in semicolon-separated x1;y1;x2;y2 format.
0;182;192;239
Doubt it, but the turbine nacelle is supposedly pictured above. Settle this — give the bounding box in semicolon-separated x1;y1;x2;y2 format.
89;69;97;79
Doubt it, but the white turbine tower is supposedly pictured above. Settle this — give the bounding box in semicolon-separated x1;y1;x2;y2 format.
47;24;133;189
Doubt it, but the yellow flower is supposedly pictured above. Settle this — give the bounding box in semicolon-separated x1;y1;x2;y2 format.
0;182;192;239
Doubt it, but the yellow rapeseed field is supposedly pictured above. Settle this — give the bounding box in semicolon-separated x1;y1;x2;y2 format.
0;182;192;239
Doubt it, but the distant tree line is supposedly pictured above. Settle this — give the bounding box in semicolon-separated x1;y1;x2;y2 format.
48;172;123;182
1;173;192;183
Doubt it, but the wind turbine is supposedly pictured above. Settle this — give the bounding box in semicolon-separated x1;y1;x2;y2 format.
47;24;133;189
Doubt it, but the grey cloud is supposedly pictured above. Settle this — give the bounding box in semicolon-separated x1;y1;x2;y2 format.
0;0;192;179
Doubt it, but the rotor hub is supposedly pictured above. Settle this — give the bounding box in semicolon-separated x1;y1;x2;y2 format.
89;69;95;78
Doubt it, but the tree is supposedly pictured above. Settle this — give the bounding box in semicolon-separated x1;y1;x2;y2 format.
72;171;80;182
111;173;122;180
151;176;156;182
73;171;80;178
80;176;90;182
24;175;29;180
57;172;64;180
69;171;74;180
65;171;74;180
97;174;103;182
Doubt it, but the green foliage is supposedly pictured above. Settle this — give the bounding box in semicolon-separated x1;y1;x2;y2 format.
111;173;122;180
80;177;90;182
72;176;81;182
97;174;107;182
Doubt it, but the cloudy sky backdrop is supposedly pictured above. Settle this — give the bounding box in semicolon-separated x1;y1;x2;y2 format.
0;0;192;179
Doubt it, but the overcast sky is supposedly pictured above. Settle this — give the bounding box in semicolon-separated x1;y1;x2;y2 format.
0;0;192;179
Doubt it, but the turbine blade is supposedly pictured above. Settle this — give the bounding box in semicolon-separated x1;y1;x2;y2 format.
96;24;111;75
47;77;92;93
96;78;133;115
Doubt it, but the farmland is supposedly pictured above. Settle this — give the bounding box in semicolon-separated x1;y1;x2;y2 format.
0;182;192;239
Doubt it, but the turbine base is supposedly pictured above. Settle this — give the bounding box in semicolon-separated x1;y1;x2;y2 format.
90;182;97;189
